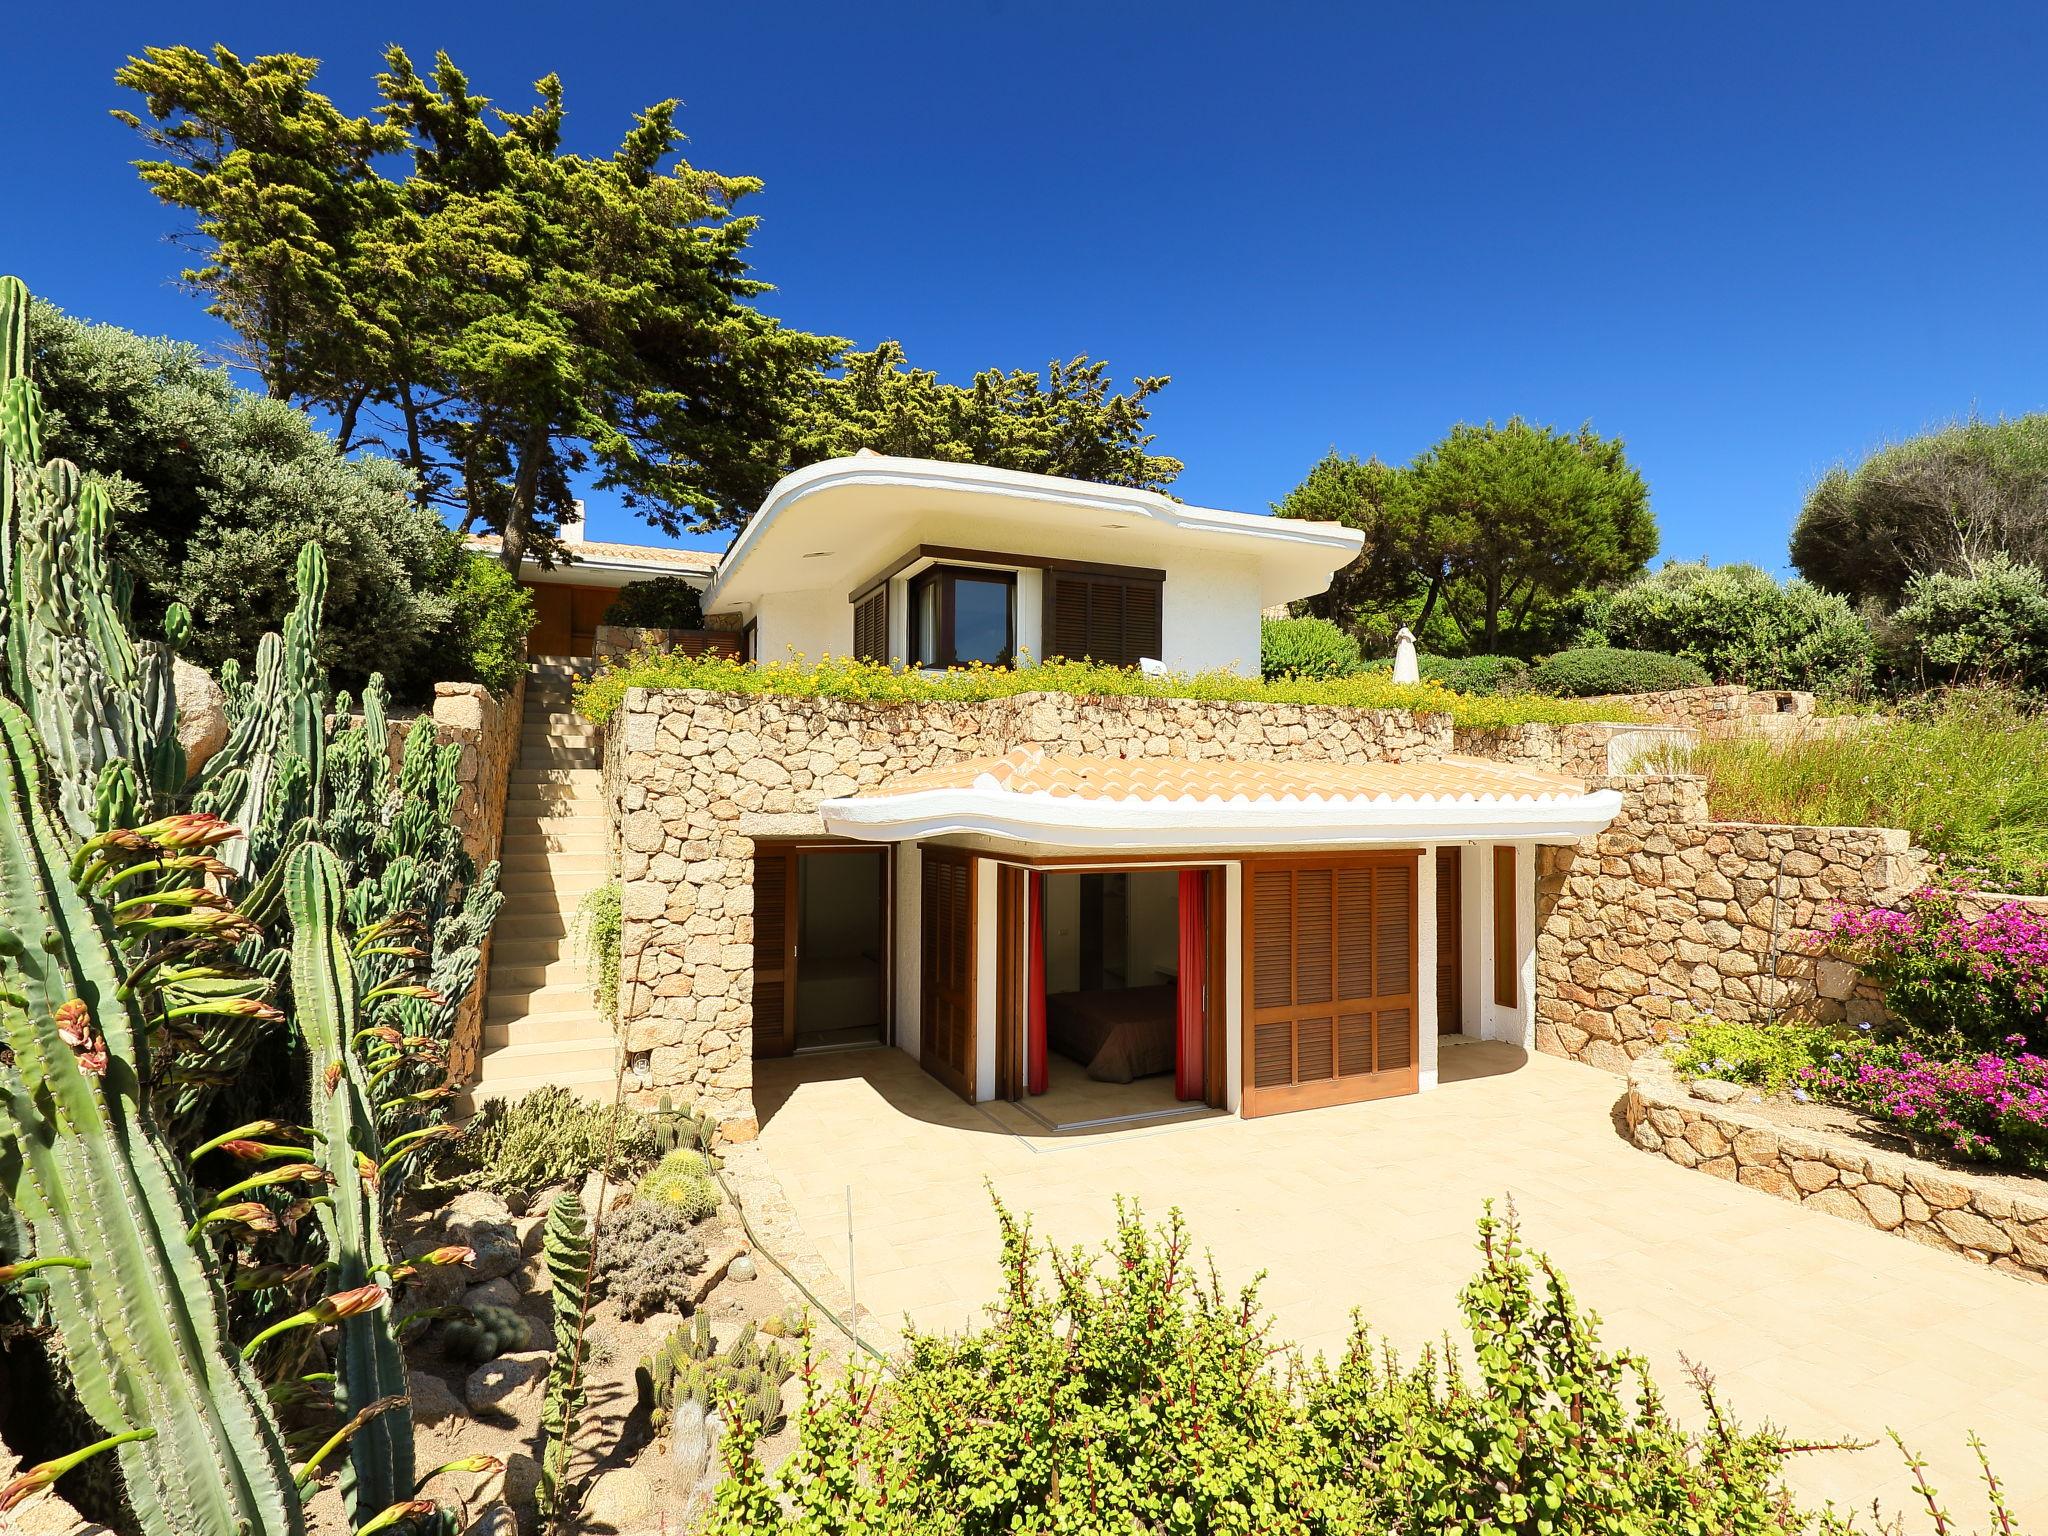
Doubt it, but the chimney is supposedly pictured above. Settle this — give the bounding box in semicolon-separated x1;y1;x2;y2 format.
561;499;587;545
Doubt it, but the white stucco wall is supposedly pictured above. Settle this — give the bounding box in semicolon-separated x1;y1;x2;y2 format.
893;842;923;1061
749;546;1264;675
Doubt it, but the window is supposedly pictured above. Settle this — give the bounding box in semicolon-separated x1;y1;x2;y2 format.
909;565;1016;667
1042;568;1163;669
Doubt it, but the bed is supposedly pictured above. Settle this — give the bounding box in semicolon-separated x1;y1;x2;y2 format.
1047;983;1178;1083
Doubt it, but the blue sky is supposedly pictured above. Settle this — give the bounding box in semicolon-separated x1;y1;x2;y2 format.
6;2;2044;569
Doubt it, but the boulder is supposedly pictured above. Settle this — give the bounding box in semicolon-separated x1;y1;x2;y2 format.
461;1276;522;1312
172;659;228;777
399;1237;473;1308
464;1349;550;1419
441;1192;523;1281
582;1467;658;1529
1688;1078;1745;1105
409;1371;466;1427
463;1503;517;1536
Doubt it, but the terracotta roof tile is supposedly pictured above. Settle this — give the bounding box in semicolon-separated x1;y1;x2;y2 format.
859;749;1588;804
464;535;719;572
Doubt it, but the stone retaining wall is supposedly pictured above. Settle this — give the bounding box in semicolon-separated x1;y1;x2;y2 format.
1583;685;1816;732
1626;1052;2048;1283
607;689;1456;1128
1534;777;1928;1072
387;678;526;1087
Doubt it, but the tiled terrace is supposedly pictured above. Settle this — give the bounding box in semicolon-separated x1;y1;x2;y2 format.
754;1040;2048;1520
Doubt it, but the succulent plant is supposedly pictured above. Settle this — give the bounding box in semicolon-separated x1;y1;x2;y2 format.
590;1202;708;1321
535;1189;593;1523
441;1304;533;1364
637;1315;790;1436
635;1149;719;1222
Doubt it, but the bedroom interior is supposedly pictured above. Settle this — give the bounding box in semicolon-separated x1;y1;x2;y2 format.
1019;865;1218;1131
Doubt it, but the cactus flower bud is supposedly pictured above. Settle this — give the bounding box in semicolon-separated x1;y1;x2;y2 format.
313;1283;389;1323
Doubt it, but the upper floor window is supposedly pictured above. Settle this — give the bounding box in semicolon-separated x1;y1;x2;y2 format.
911;564;1015;668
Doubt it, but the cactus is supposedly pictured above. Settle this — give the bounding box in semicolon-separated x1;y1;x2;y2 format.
635;1148;720;1221
637;1315;790;1436
535;1189;592;1524
0;697;306;1534
652;1093;719;1156
440;1304;533;1364
286;841;415;1520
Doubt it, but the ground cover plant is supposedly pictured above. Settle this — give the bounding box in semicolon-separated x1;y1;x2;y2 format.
574;649;1642;730
1668;1014;1842;1095
705;1198;2014;1535
1675;690;2048;895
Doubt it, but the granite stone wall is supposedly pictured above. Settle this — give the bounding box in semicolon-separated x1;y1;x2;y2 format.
1627;1053;2048;1283
605;689;1454;1131
1533;774;1930;1073
387;676;526;1087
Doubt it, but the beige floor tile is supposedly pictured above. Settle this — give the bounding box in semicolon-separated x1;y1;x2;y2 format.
752;1043;2048;1521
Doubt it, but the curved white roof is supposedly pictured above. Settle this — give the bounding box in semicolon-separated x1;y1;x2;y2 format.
702;454;1362;612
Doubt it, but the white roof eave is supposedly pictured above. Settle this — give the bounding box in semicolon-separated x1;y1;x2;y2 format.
702;455;1362;610
816;786;1625;851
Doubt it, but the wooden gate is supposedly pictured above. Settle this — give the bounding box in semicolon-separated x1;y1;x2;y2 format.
1242;853;1418;1117
919;847;977;1101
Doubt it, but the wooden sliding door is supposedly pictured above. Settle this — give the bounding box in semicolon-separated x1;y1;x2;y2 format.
1241;853;1419;1117
919;847;977;1101
751;845;799;1058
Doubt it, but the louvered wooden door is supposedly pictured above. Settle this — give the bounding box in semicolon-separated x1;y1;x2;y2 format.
919;847;977;1101
1242;854;1419;1116
752;845;798;1058
1436;847;1463;1032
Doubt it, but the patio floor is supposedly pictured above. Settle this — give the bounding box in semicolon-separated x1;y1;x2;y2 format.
752;1039;2048;1520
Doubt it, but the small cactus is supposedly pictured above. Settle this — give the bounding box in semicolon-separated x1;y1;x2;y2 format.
637;1314;790;1435
635;1149;719;1221
442;1303;533;1364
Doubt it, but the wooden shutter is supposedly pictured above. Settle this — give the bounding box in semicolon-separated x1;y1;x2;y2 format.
1242;853;1418;1116
752;845;797;1058
852;587;888;664
1436;847;1463;1033
919;847;977;1101
1492;845;1518;1009
1042;569;1164;668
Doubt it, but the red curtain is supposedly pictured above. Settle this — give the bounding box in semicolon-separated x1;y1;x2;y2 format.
1175;869;1206;1102
1027;871;1049;1095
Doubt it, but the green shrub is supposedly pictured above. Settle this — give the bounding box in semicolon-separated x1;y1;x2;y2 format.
438;552;537;693
636;1148;719;1220
1675;689;2048;895
1593;561;1874;694
576;881;622;1025
1667;1015;1842;1095
575;651;1642;731
707;1198;1952;1534
1890;554;2048;691
445;1087;660;1195
1424;652;1532;695
1531;646;1710;696
1260;616;1363;679
604;575;706;630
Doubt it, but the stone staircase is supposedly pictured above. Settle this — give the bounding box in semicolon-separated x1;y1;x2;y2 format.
472;656;617;1103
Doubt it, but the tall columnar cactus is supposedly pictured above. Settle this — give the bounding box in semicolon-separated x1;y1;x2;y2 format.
0;698;306;1535
286;841;415;1519
535;1189;592;1525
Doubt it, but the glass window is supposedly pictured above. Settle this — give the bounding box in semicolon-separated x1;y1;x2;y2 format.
909;565;1016;668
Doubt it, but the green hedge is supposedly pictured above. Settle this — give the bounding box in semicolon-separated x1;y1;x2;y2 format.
1531;646;1709;697
1260;616;1363;679
574;651;1642;731
603;575;705;631
1365;653;1533;695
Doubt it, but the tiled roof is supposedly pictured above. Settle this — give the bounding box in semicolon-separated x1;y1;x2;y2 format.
858;748;1589;805
464;535;720;572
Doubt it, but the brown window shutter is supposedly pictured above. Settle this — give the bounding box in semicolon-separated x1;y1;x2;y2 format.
853;587;888;664
1492;845;1518;1009
752;846;795;1057
1042;570;1163;667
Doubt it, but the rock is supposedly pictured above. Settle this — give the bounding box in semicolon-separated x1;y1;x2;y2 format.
462;1503;517;1536
440;1192;524;1279
1905;1169;1974;1212
582;1467;657;1528
442;1190;515;1233
172;659;228;777
409;1371;466;1426
513;1214;547;1257
464;1231;524;1283
1934;1207;2015;1256
1737;1164;1797;1200
1788;1159;1837;1194
461;1277;521;1312
580;1170;633;1221
464;1349;550;1418
1855;1183;1905;1230
1683;1120;1730;1160
1689;1078;1745;1104
1802;1187;1869;1224
1730;1127;1780;1167
400;1237;473;1308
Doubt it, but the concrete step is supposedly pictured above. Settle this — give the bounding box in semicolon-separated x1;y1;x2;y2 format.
466;1066;617;1108
499;851;608;876
501;813;606;836
482;1008;608;1043
494;889;607;917
501;834;608;858
474;1038;619;1081
494;911;575;941
506;791;605;815
489;956;596;989
518;748;602;770
508;766;602;787
490;935;575;967
486;985;602;1022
